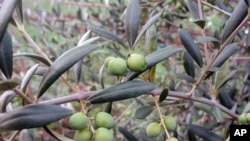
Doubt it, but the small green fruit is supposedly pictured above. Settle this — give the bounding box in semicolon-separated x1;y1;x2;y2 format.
166;137;178;141
69;112;88;130
247;113;250;123
238;114;248;124
127;53;147;72
94;127;114;141
104;56;115;68
74;129;92;141
146;122;162;137
108;58;127;75
164;115;177;132
95;112;115;129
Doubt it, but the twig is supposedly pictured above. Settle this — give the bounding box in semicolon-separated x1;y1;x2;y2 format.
189;15;250;95
13;88;33;104
153;96;170;138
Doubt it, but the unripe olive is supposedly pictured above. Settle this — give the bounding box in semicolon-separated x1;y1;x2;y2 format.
164;115;177;132
107;58;127;75
94;127;114;141
238;114;248;124
146;122;162;137
247;113;250;123
69;112;88;130
104;56;115;68
95;112;115;129
74;129;92;141
127;53;147;72
166;137;178;141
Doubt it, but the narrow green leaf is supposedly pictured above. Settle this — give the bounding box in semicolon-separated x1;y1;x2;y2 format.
0;104;73;131
134;12;162;46
0;91;15;113
0;0;17;41
175;73;195;83
119;127;138;141
44;126;74;141
211;43;237;68
125;0;140;48
187;0;200;19
183;51;195;78
221;0;248;43
74;31;95;84
216;70;237;90
135;106;153;119
216;0;232;13
125;47;182;81
179;29;203;67
194;103;224;122
218;90;234;109
14;53;50;66
159;88;168;103
196;36;220;48
188;124;223;141
88;81;156;104
0;79;19;91
0;31;13;78
38;44;99;98
193;19;206;29
89;26;126;48
20;64;39;92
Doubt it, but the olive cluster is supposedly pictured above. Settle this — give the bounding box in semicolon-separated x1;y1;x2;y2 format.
146;115;178;141
69;112;115;141
104;53;147;75
238;113;250;124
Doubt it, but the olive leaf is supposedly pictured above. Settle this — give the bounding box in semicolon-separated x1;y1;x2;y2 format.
119;127;138;141
175;73;195;83
0;79;19;91
183;51;195;78
14;53;50;66
218;90;234;109
88;81;156;104
187;0;200;19
38;44;99;98
135;106;153;119
134;12;162;46
0;104;73;131
216;0;232;13
89;25;126;48
0;31;13;78
125;0;140;48
44;126;74;141
0;0;17;41
221;0;248;43
20;64;39;92
179;29;203;67
188;124;223;141
205;43;237;79
125;47;182;81
159;88;168;103
216;70;237;90
0;91;15;113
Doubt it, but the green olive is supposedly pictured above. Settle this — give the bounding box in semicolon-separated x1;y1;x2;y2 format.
104;56;115;68
166;137;178;141
95;112;115;129
107;58;127;75
238;114;248;124
127;53;147;72
94;127;114;141
74;128;92;141
146;122;162;137
69;112;88;130
164;115;177;132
